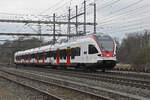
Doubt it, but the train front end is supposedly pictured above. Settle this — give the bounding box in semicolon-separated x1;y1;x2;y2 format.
94;35;116;70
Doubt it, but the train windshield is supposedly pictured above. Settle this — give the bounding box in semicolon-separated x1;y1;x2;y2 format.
94;35;114;52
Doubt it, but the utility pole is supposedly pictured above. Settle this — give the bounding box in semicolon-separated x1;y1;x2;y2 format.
84;0;86;35
53;13;56;43
76;5;78;35
38;22;42;46
94;3;96;34
68;7;71;38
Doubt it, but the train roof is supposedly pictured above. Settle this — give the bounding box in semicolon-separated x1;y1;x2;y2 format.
15;33;112;56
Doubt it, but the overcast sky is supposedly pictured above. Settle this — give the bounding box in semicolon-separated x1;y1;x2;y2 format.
0;0;150;41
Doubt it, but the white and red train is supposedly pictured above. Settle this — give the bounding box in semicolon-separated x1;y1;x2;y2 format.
14;34;116;71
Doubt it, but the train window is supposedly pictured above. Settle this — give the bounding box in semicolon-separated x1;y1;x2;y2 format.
35;54;38;59
31;54;34;59
38;53;41;60
27;55;29;60
48;51;53;57
24;55;26;60
57;50;60;57
53;51;56;60
45;52;48;59
51;51;54;57
41;54;42;59
29;55;30;60
61;49;66;59
22;55;24;60
71;48;75;59
50;51;53;58
88;45;98;54
40;53;42;60
94;35;114;52
60;50;63;59
16;56;18;60
47;51;50;57
25;55;26;60
76;47;81;56
39;53;41;60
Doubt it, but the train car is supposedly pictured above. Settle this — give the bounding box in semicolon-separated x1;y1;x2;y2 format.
14;34;116;71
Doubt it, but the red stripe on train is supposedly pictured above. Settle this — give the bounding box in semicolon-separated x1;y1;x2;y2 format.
56;50;60;66
25;55;27;64
67;48;71;66
37;54;39;64
91;36;102;54
43;53;45;64
28;55;30;64
102;52;114;57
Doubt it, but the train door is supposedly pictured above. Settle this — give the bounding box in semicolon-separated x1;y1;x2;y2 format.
32;54;34;64
16;56;18;64
88;44;99;63
37;53;39;64
49;51;53;65
81;43;88;63
42;53;45;65
25;55;27;64
56;49;60;66
19;56;21;64
67;48;71;66
28;55;30;64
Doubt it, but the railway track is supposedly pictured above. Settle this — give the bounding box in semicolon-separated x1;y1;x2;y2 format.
0;74;63;100
0;67;111;100
16;66;150;99
18;66;150;90
0;66;150;100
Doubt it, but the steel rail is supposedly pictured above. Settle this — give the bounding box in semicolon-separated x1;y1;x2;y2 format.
0;68;110;100
19;67;150;90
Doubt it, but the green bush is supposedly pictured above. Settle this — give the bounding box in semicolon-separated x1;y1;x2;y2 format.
133;46;150;71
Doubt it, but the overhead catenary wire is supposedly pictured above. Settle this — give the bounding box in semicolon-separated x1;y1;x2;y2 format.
97;0;121;10
107;24;150;34
0;0;149;40
39;0;65;15
102;18;150;32
99;10;150;27
100;3;149;22
99;0;144;22
99;7;150;26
